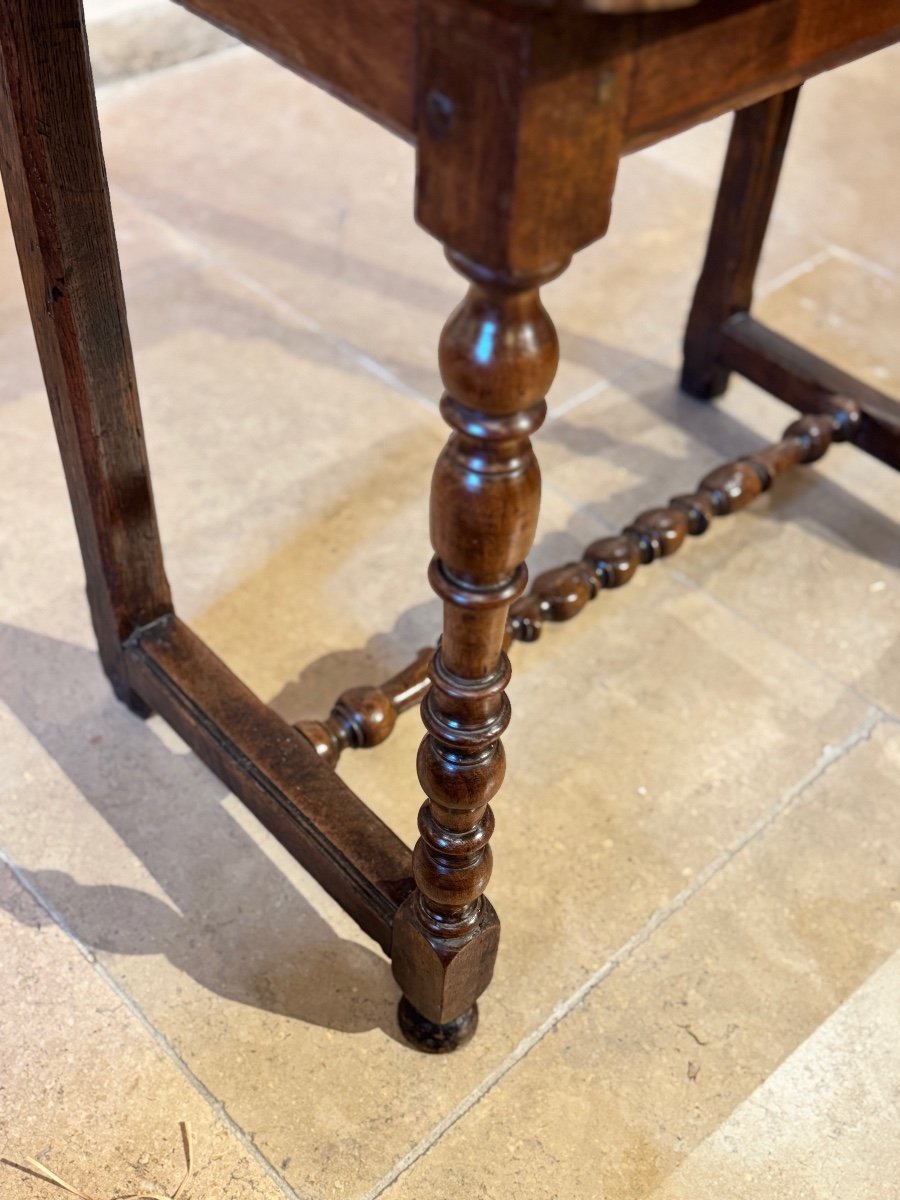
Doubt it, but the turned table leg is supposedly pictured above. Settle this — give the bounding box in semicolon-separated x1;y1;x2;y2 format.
390;253;562;1051
682;87;800;400
387;0;630;1050
0;0;171;710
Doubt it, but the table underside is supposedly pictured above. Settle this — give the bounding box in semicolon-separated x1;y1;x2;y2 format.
175;0;900;147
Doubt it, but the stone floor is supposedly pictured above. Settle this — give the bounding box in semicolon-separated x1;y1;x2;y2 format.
1;36;899;1200
83;0;234;83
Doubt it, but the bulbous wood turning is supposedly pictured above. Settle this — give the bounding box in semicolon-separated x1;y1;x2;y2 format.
391;253;561;1040
297;400;860;770
507;401;860;641
295;647;433;766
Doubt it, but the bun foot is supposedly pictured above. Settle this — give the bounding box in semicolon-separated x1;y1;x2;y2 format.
397;997;478;1053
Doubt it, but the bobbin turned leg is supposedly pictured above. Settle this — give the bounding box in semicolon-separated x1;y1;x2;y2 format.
682;87;800;400
391;254;561;1052
390;0;630;1049
0;0;171;710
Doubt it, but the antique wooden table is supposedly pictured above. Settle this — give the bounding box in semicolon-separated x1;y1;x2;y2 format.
3;0;899;1052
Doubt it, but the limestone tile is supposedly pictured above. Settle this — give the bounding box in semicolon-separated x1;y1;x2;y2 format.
649;948;900;1200
756;252;899;396
380;722;900;1200
541;145;823;395
642;44;900;275
93;50;818;413
667;446;900;717
682;253;900;717
539;253;900;715
0;201;441;629
86;2;236;86
0;862;291;1200
0;470;874;1198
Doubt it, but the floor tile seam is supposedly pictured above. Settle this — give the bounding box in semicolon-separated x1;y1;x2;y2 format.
538;476;617;537
0;844;304;1200
667;564;897;721
545;377;611;423
107;183;438;412
543;331;684;428
109;186;682;436
826;243;898;285
755;246;834;300
542;241;886;434
363;708;883;1200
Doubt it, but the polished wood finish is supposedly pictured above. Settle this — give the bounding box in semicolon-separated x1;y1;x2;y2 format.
296;646;433;766
391;251;559;1043
719;316;900;470
415;3;629;273
682;87;800;399
176;0;900;157
125;616;414;952
623;0;900;150
295;399;863;765
0;0;172;711
175;0;418;136
683;89;900;473
5;0;898;1053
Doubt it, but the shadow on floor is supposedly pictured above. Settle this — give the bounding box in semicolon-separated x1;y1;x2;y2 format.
0;622;405;1042
543;366;900;570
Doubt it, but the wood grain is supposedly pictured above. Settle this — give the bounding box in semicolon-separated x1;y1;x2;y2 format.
625;0;900;150
0;0;172;709
719;317;900;470
682;87;800;399
126;616;414;952
175;0;417;137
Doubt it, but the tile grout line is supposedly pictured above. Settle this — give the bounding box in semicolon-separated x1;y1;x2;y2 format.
542;240;842;431
0;845;304;1200
544;331;683;427
538;413;900;725
545;376;611;422
754;246;833;299
108;183;438;413
360;707;884;1200
109;178;690;429
826;243;897;285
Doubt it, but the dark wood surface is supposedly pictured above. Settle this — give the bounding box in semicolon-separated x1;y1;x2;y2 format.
126;616;414;952
176;0;900;158
5;0;897;1053
414;2;631;272
296;647;433;767
0;0;172;708
623;0;900;148
683;87;800;398
391;251;560;1036
296;398;866;766
175;0;418;137
719;317;900;469
683;87;900;472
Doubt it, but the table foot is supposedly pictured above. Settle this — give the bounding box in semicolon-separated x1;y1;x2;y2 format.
398;997;478;1054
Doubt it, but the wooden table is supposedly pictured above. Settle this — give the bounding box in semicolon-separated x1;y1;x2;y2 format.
3;0;899;1052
